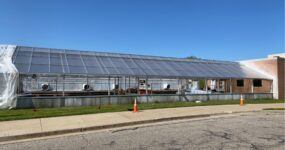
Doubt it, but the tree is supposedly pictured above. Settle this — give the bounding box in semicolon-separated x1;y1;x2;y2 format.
186;56;200;60
198;80;205;90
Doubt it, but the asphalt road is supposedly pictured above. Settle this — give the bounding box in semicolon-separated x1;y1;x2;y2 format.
0;110;284;150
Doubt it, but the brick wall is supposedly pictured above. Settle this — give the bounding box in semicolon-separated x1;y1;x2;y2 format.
241;58;278;98
224;79;271;93
207;79;271;94
240;57;285;99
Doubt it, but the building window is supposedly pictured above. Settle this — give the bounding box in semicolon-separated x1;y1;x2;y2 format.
236;80;244;87
253;79;262;87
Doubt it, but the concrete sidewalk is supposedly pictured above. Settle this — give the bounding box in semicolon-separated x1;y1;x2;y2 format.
0;103;284;142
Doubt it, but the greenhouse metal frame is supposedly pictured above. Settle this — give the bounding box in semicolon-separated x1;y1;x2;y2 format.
12;46;273;97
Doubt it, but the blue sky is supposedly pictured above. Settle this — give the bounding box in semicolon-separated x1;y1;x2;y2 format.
0;0;283;61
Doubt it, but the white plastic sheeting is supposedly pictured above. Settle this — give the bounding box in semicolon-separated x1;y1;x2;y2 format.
0;45;18;108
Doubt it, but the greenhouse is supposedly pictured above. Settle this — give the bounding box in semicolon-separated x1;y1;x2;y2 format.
0;45;273;108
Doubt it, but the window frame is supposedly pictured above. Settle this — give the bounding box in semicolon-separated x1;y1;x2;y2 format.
236;80;244;87
253;79;262;87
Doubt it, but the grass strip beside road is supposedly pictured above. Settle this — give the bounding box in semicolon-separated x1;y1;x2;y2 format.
0;99;284;122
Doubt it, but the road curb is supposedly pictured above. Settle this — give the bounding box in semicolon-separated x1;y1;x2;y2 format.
0;110;262;143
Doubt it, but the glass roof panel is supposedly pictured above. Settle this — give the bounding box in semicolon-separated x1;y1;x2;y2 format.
66;54;84;67
18;46;33;52
14;63;29;73
50;65;64;73
50;56;62;66
29;64;49;73
69;66;86;74
86;66;106;75
31;56;49;65
122;58;139;68
103;67;120;75
99;57;115;68
11;46;270;79
82;55;102;67
16;50;32;57
14;56;31;64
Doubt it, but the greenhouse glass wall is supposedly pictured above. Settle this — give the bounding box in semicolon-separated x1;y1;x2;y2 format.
0;45;273;108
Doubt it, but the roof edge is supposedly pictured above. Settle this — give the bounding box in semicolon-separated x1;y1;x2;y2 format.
15;45;239;65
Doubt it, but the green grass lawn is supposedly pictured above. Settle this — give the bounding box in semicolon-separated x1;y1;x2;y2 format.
0;99;284;122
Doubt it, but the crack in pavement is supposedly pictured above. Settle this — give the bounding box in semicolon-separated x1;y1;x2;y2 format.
80;134;89;150
203;130;232;140
103;140;116;147
250;143;259;150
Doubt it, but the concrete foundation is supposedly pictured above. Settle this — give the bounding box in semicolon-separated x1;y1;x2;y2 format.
16;93;273;109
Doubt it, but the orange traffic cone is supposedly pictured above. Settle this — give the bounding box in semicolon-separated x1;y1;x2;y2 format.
240;94;244;106
133;99;138;113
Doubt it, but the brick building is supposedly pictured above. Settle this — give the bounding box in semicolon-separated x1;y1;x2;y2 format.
240;53;285;99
